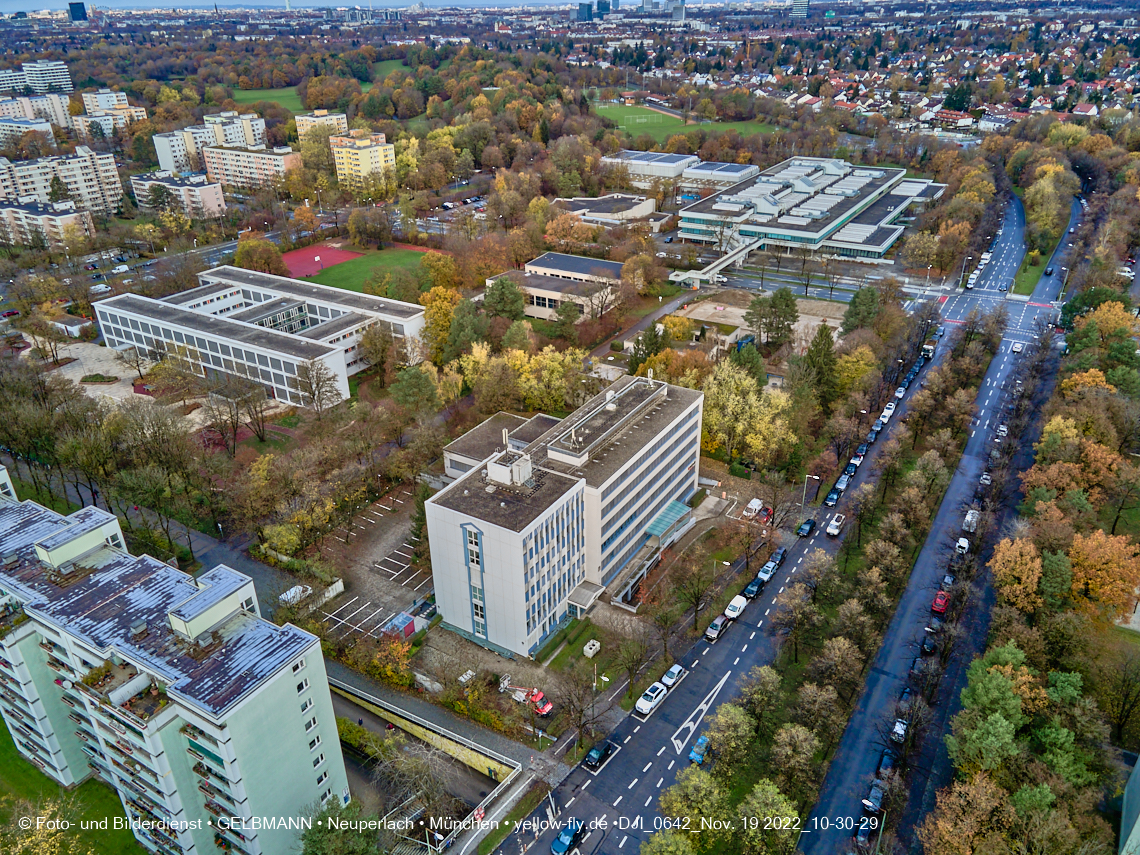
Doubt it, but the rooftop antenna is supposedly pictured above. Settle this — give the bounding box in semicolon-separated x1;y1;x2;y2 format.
502;428;509;450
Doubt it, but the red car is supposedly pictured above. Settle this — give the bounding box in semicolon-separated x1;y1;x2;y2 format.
759;507;774;525
931;591;950;614
1;310;18;318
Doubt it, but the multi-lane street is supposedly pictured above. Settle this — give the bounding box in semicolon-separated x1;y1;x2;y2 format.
497;194;1081;855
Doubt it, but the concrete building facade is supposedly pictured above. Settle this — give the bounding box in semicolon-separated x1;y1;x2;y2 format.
0;465;350;855
0;200;93;248
599;150;700;189
486;252;623;322
0;61;73;94
93;265;425;406
154;112;267;174
0;146;122;214
427;376;702;656
0;116;53;147
0;93;72;129
81;89;130;113
203;145;301;190
296;109;348;138
74;106;148;141
131;172;226;219
329;130;395;187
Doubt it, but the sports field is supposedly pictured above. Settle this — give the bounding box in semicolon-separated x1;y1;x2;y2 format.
282;244;363;278
231;82;373;114
302;248;426;292
594;102;777;142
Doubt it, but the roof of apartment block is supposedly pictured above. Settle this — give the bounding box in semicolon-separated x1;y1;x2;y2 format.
499;270;612;297
198;266;424;320
444;412;529;462
98;293;336;361
510;413;563;445
0;499;314;718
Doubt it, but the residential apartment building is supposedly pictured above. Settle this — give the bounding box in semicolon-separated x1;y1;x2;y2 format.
427;376;703;656
93;265;425;406
0;60;73;94
0;116;53;147
0;93;71;129
296;109;348;138
153;112;266;174
0;464;350;855
486;252;622;322
131;172;226;219
81;88;129;112
0;200;93;248
74;106;148;141
0;146;123;214
202;144;300;190
329;129;394;187
677;156;945;259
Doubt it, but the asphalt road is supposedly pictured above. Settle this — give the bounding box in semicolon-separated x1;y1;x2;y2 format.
502;194;1082;855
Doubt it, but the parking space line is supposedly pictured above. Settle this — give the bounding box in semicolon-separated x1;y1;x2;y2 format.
414;576;432;592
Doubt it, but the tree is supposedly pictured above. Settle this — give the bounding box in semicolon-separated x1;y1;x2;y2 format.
553;300;580;343
737;665;782;735
357;324;394;370
804;323;838;410
1097;641;1140;743
639;831;695;855
621;253;667;296
484;275;526;320
0;794;97;855
556;665;615;750
390;366;440;419
295;359;342;419
771;583;821;663
704;702;756;763
807;636;865;703
420;286;462;365
794;683;845;749
736;780;799;855
990;538;1044;614
499;319;533;353
1067;528;1140;622
292;204;319;235
701;359;761;460
771;723;821;805
744;293;768;341
234;236;289;275
730;343;766;385
612;617;653;699
443;298;488;362
658;766;729;843
114;342;151;381
765;287;799;348
918;773;1015;855
672;560;718;631
421;250;460;291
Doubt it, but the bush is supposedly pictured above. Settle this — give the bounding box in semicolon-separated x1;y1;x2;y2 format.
610;340;624;352
689;488;708;508
80;373;119;383
729;462;752;480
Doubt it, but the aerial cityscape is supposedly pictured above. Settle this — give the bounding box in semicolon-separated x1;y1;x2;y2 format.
0;2;1138;855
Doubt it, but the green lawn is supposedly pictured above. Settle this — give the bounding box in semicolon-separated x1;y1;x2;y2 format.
0;724;146;854
231;82;373;114
373;59;408;79
303;249;425;292
716;119;778;136
594;103;777;142
1013;233;1062;296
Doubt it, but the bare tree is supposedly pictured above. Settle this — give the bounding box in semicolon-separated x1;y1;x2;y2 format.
611;616;654;699
672;560;718;631
203;389;243;457
241;384;272;442
554;666;616;751
295;359;342;420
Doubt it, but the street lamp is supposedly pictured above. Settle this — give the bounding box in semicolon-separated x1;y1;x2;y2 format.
801;475;820;521
315;254;322;271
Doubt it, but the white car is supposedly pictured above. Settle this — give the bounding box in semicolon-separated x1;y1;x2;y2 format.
980;473;993;486
894;386;906;399
996;424;1008;437
1011;342;1024;353
661;664;685;688
956;537;970;555
890;719;909;743
724;595;748;621
635;682;667;715
881;402;897;420
742;498;762;519
279;584;312;606
826;514;845;537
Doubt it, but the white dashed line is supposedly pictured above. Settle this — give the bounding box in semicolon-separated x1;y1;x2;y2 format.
621;834;630;847
667;760;675;771
643;763;652;772
656;777;663;787
566;797;576;808
613;796;622;807
734;657;740;665
624;736;631;744
633;726;640;733
657;746;666;756
750;631;756;639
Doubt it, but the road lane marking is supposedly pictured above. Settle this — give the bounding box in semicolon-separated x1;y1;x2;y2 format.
644;797;652;808
670;671;732;754
703;647;710;654
765;608;770;615
621;834;629;847
742;645;748;652
734;657;740;665
628;779;638;789
692;660;699;668
613;796;622;806
567;797;575;807
657;777;663;787
633;726;640;733
643;763;652;772
624;736;631;744
750;631;756;639
657;746;666;756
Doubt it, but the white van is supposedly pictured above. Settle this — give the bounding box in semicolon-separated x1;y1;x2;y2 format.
743;498;763;519
963;509;979;533
89;283;111;295
111;264;129;275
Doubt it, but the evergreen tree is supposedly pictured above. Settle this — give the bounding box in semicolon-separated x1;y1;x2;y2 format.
553;300;581;343
443;298;488;362
805;323;838;410
730;343;767;385
484;276;526;320
841;287;881;334
766;288;799;348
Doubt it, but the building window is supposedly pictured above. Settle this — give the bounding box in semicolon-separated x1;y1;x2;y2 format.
474;620;486;636
296;678;309;693
473;602;485;621
313;753;325;768
305;716;318;732
317;771;329;786
471;585;483;603
292;658;306;674
309;735;322;751
241;596;254;612
300;698;313;714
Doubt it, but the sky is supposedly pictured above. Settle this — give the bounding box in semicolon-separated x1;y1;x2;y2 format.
0;1;549;10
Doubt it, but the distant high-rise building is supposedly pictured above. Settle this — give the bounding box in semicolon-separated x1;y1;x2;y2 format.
611;0;619;10
791;0;808;18
597;0;610;14
0;61;73;95
577;2;593;21
68;2;87;21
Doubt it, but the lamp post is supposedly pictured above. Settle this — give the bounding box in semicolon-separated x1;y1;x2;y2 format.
801;475;820;521
315;255;322;271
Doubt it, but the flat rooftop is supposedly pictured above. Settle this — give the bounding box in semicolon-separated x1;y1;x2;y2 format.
525;253;624;282
97;293;336;362
431;453;581;532
554;194;648;215
604;150;699;168
444;412;528;463
198;266;424;321
0;500;314;719
682;161;760;179
502;270;611;297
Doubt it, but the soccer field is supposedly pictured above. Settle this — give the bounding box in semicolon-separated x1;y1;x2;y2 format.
594;102;777;142
302;249;425;292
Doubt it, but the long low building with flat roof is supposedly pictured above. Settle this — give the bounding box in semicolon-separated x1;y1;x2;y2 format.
486;252;623;322
677;156;945;259
600;149;700;188
92;266;424;407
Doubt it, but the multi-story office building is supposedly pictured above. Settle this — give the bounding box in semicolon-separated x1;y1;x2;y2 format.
329;130;394;187
68;2;87;21
0;465;350;855
486;252;622;322
93;265;425;406
0;146;122;214
0;61;73;94
81;88;129;113
296;109;348;138
0;93;71;129
153;112;266;174
600;150;700;189
427;375;703;656
0;200;93;248
791;0;809;17
73;106;148;141
0;116;53;147
131;172;226;219
677;156;945;258
202;144;300;190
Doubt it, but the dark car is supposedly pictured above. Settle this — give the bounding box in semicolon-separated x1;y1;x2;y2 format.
551;819;584;855
1045;267;1054;276
898;687;913;710
866;427;879;445
844;462;857;477
771;547;788;566
921;635;937;656
916;356;926;369
854;822;873;849
797;519;816;537
585;741;615;769
742;577;763;599
875;417;888;432
877;749;897;776
941;573;956;590
856;443;869;457
824;488;841;507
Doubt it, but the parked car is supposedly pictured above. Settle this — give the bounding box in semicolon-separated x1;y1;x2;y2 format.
941;574;956;590
866;427;880;445
895;386;906;399
979;473;993;486
824;488;841;507
862;779;885;814
877;749;897;776
881;402;897;420
635;682;668;714
921;635;937;656
724;595;748;621
956;537;970;554
279;585;312;606
931;591;950;614
771;547;788;566
826;514;845;537
688;734;710;765
890;718;909;743
759;507;774;526
855;442;869;458
551;819;584;855
757;559;778;582
797;519;816;537
844;462;857;477
835;474;851;492
1;310;19;318
743;498;763;519
584;741;615;768
661;664;685;688
742;577;763;599
704;616;728;642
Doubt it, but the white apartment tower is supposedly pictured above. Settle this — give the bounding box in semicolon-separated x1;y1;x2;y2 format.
153;112;267;174
0;146;122;214
427;376;703;657
0;61;73;94
0;465;349;855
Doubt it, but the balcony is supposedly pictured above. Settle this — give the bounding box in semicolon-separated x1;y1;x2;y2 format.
202;801;236;822
38;640;55;655
0;603;28;639
179;722;217;745
46;657;71;675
